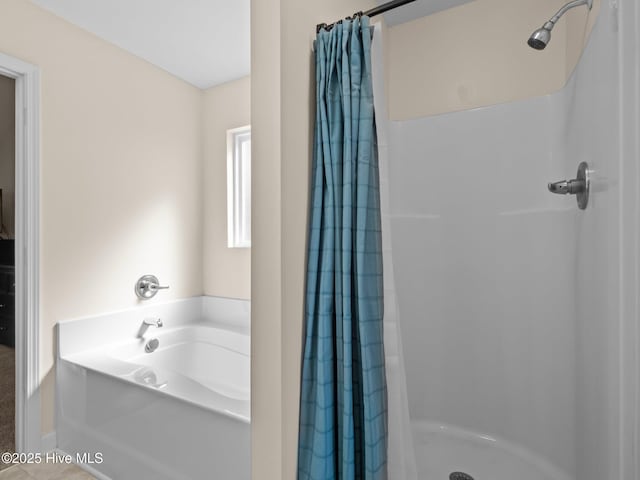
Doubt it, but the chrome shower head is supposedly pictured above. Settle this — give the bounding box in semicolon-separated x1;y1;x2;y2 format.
527;0;593;50
528;22;554;50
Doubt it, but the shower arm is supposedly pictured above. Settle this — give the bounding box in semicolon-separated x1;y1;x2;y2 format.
546;0;593;28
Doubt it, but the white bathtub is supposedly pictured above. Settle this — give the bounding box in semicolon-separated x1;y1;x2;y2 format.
113;326;249;400
56;296;250;480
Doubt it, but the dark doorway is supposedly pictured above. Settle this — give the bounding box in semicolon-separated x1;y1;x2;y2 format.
0;73;15;470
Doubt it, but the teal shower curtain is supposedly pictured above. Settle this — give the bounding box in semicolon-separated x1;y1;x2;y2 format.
298;16;387;480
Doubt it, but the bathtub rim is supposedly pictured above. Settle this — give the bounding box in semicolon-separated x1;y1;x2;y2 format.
56;296;251;424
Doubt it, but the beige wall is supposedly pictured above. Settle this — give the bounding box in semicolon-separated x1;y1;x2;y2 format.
251;0;283;477
0;0;204;433
0;75;14;239
386;0;600;120
203;76;251;300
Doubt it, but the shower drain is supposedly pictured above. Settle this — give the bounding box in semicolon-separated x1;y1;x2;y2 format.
449;473;475;480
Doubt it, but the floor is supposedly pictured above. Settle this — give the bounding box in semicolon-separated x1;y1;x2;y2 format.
0;345;94;480
0;463;96;480
0;345;14;472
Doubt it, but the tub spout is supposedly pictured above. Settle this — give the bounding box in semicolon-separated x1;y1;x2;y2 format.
143;318;163;328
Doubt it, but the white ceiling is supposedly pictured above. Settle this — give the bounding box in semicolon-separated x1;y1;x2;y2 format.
378;0;475;26
30;0;250;90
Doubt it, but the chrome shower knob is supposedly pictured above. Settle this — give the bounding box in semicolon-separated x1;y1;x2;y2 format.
547;179;585;195
135;275;170;300
547;162;590;210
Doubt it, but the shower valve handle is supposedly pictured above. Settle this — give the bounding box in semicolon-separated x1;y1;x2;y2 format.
547;178;585;195
547;162;590;210
135;275;170;300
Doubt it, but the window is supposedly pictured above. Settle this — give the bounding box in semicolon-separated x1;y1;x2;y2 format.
227;125;251;248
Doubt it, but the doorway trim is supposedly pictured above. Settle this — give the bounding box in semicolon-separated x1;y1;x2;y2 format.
0;52;41;453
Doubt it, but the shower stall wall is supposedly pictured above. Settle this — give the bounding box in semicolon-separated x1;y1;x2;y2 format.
374;1;634;479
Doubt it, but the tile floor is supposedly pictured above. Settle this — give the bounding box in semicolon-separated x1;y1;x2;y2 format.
0;462;96;480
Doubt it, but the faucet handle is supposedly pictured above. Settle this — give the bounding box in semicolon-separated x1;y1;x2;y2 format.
547;162;590;210
547;179;584;195
135;275;170;299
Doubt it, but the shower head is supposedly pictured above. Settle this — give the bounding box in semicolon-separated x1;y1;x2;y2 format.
527;0;593;50
528;22;554;50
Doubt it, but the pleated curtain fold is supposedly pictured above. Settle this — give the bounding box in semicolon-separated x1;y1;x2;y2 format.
298;16;388;480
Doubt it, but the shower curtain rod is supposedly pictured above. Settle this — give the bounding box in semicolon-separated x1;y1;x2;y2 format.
316;0;417;33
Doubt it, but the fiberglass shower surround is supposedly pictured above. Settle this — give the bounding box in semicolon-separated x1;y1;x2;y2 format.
371;3;621;480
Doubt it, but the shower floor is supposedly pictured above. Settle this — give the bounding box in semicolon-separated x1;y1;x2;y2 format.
412;421;572;480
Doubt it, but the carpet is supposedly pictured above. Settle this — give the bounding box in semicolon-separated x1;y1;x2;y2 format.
0;344;14;471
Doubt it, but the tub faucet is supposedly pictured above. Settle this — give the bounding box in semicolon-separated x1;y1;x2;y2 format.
143;317;163;328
